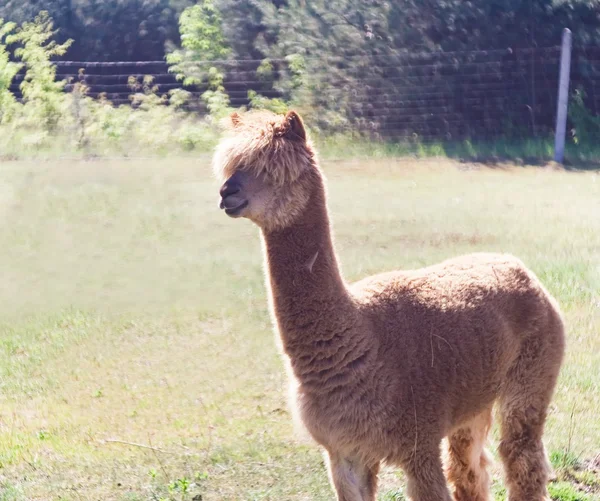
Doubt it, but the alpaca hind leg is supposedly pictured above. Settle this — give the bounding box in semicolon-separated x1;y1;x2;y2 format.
326;451;380;501
444;406;493;501
499;331;563;501
403;451;453;501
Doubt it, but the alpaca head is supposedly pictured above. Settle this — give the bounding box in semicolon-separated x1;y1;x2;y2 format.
213;110;319;232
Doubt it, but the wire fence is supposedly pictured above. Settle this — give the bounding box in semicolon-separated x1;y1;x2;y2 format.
9;46;600;141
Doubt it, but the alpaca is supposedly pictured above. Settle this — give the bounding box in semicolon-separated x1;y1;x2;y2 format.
213;110;565;501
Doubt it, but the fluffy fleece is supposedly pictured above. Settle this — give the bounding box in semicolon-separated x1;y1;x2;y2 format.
213;110;565;501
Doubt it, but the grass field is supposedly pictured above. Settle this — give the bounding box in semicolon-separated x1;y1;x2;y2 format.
0;157;598;501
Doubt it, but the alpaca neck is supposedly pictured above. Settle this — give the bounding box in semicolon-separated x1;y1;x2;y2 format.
262;177;355;354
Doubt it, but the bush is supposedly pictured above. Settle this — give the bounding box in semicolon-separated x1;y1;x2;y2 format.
0;19;21;125
0;10;226;159
569;87;600;147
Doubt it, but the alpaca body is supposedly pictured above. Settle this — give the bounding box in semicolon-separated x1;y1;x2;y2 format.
291;252;562;466
214;110;565;501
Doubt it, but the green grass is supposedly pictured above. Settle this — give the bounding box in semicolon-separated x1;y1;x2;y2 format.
3;132;600;168
316;135;600;168
0;157;598;500
549;482;594;501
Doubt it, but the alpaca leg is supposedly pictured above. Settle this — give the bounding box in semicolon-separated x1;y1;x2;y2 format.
499;404;553;501
326;451;380;501
403;451;453;501
498;331;563;501
444;406;493;501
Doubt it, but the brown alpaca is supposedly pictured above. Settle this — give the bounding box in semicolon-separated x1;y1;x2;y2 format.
213;110;565;501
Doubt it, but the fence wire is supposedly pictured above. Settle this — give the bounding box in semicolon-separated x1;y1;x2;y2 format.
9;46;600;141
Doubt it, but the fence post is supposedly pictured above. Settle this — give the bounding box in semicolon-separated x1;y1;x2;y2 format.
554;28;572;163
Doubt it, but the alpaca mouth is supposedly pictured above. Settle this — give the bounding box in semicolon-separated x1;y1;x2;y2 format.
221;199;248;216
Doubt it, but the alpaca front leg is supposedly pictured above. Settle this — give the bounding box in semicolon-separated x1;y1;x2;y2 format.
326;451;380;501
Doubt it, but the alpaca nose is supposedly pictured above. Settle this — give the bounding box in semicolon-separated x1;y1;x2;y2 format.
220;181;241;199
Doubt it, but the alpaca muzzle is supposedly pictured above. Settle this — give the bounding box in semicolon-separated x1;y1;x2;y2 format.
219;178;248;216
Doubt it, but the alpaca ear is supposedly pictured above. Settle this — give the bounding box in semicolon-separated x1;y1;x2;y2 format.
230;112;243;128
285;110;306;142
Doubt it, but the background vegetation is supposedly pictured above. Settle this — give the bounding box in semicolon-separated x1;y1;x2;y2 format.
1;1;600;159
2;0;600;62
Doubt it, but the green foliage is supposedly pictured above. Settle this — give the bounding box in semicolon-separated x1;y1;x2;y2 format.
256;59;273;81
569;87;600;146
572;469;600;491
0;483;25;501
4;4;600;160
257;0;382;131
548;481;593;501
146;469;208;501
248;89;288;114
0;19;21;124
2;0;600;64
380;489;406;500
6;11;72;132
166;1;234;122
167;0;230;87
0;0;196;62
492;481;507;501
229;0;600;137
200;66;233;121
60;77;220;156
551;449;582;472
0;11;225;158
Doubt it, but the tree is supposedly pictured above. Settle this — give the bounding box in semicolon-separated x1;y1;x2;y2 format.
239;0;600;135
7;11;73;130
167;0;233;119
167;0;230;86
0;0;196;61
